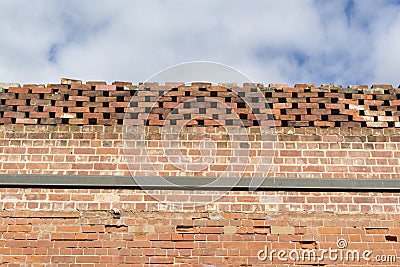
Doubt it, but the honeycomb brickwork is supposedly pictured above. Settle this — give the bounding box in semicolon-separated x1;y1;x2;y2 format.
0;79;400;128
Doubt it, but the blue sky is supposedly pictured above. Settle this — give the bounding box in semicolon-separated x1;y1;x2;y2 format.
1;0;400;86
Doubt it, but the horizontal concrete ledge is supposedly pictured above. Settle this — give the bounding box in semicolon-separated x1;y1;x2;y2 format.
0;174;399;192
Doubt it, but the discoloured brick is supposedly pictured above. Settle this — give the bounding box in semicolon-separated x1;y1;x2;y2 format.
271;226;295;235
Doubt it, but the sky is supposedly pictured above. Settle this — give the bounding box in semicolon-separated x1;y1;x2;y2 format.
0;0;400;86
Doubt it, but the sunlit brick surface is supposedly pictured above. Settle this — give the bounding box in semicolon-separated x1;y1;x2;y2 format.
0;189;399;266
1;80;400;266
1;125;400;179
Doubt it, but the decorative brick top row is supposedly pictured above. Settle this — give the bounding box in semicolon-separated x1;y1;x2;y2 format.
0;78;400;128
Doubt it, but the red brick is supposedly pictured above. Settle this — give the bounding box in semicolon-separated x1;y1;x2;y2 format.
7;225;32;232
7;87;28;93
82;225;105;233
48;194;70;201
96;148;119;155
150;257;174;264
54;100;76;107
68;107;90;113
3;111;25;118
43;106;63;113
17;106;37;112
76;256;101;263
15;118;37;124
30;86;52;94
56;225;81;232
279;150;301;157
69;118;89;124
95;84;117;91
74;148;95;154
29;112;50;118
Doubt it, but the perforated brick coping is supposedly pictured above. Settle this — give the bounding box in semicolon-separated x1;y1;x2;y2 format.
0;79;399;128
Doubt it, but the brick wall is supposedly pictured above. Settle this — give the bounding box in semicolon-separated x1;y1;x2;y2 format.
1;125;399;179
0;189;399;266
0;80;399;266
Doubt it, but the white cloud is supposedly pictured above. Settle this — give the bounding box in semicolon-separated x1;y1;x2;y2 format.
1;0;400;86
